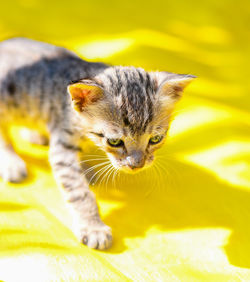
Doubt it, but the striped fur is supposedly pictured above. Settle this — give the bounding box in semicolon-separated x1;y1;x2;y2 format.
0;37;195;250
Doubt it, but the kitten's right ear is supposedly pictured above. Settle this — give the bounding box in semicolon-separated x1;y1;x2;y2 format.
67;80;103;112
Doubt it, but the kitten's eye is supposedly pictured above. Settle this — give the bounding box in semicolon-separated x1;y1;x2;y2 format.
107;138;124;147
149;135;163;145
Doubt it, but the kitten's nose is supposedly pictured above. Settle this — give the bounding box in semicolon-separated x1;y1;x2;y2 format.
127;151;145;170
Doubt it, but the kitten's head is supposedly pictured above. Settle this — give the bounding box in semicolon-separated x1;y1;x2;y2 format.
68;66;195;173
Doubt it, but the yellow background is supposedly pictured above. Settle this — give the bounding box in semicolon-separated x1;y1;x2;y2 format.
0;0;250;281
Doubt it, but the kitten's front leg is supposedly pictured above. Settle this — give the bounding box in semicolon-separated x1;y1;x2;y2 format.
49;131;112;250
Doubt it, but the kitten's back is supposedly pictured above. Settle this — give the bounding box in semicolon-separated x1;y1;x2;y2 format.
0;37;79;75
0;37;108;82
0;37;77;60
0;38;108;124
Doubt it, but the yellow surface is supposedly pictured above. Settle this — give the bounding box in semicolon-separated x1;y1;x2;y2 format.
0;0;250;281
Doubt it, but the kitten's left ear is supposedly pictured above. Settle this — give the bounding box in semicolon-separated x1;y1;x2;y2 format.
67;80;103;112
154;72;196;100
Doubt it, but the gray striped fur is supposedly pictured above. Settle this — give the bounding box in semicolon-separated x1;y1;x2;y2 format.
0;37;195;250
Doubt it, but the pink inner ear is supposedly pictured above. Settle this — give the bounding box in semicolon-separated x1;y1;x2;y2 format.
79;89;91;98
78;89;93;106
71;88;91;101
69;82;103;112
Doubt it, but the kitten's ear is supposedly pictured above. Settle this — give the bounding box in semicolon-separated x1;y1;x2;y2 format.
154;72;196;101
67;80;103;112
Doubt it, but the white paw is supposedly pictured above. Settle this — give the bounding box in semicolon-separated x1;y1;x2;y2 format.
0;151;27;183
80;224;112;250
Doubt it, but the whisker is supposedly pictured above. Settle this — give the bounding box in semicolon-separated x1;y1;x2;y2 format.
82;161;110;175
94;164;113;187
79;158;108;164
145;165;158;197
88;164;112;185
105;167;115;190
155;162;165;193
98;165;112;188
101;166;114;192
112;168;119;188
81;154;108;158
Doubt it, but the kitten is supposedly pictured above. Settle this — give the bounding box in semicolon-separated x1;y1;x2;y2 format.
0;38;195;250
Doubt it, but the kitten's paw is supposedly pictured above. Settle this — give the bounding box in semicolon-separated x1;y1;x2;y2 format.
0;152;27;183
80;224;112;250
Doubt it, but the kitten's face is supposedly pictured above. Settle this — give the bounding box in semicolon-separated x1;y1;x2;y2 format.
68;66;195;173
84;119;168;173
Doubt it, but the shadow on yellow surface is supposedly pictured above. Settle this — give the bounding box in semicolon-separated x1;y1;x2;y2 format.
0;96;249;281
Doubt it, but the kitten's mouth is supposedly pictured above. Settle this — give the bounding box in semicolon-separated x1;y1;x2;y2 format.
108;154;154;174
111;163;144;174
119;163;152;174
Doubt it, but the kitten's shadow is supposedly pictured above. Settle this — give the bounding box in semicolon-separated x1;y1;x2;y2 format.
95;158;250;268
3;123;249;268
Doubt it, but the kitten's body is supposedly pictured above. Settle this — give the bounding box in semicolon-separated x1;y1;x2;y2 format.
0;38;195;250
0;38;106;130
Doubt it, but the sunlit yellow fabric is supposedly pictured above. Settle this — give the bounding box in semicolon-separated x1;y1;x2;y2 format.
0;0;250;281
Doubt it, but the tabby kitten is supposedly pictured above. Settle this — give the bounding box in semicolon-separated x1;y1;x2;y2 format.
0;38;195;250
